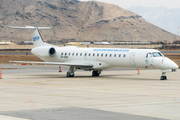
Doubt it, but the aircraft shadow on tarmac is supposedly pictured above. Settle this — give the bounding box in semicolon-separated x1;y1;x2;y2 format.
0;107;168;120
23;73;157;81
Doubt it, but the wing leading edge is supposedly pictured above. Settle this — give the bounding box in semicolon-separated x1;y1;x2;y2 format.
9;61;94;67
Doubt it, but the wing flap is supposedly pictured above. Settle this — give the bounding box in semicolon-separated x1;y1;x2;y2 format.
9;61;93;67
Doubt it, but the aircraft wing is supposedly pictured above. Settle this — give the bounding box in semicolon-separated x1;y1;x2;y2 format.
9;61;94;67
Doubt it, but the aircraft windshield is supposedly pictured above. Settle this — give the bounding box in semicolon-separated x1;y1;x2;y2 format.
152;52;164;57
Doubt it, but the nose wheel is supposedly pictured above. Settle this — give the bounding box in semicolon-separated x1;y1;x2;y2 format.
160;76;167;80
160;72;167;80
92;70;101;76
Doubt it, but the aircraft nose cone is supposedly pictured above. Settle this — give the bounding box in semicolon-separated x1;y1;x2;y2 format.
173;62;179;69
161;57;179;69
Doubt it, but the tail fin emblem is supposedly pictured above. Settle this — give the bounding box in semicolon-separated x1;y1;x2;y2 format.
33;36;40;42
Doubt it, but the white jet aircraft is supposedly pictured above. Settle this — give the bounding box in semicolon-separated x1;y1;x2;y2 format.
9;26;178;80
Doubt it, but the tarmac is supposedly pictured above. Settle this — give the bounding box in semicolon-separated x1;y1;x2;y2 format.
0;64;180;120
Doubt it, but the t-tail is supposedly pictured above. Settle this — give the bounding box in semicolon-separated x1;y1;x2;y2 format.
8;26;51;47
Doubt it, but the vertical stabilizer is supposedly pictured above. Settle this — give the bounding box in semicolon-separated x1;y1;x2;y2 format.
30;27;45;47
8;26;51;47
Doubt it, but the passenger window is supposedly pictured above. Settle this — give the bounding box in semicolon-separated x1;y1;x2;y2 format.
89;53;91;56
124;54;126;57
105;54;107;57
101;54;103;57
97;53;99;57
80;53;82;56
72;53;74;56
69;53;71;56
93;53;95;56
61;53;63;56
110;54;112;57
114;54;116;57
65;53;67;56
119;54;121;57
76;53;78;56
85;53;87;56
146;53;152;58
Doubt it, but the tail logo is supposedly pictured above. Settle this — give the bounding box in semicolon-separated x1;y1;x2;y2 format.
33;36;40;42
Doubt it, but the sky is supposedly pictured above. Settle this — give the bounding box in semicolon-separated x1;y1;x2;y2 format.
79;0;180;9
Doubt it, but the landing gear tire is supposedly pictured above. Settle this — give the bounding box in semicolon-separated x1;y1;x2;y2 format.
92;70;101;76
66;66;76;77
67;72;74;77
160;76;167;80
160;72;167;80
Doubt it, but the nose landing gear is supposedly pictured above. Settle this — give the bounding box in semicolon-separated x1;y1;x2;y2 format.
160;72;167;80
92;70;101;76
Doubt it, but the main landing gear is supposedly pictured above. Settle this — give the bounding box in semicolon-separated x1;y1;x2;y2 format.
67;66;76;77
92;70;101;76
67;72;74;77
66;66;102;77
160;72;167;80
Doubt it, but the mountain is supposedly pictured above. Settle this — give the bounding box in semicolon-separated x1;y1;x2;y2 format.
0;0;180;43
128;6;180;35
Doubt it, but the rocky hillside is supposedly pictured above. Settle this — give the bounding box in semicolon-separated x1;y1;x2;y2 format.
0;0;179;43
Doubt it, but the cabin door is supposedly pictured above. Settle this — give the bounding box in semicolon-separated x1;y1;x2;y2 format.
130;52;136;66
145;52;153;66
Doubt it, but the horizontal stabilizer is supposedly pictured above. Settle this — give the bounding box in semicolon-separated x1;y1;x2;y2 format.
8;26;52;47
8;26;51;30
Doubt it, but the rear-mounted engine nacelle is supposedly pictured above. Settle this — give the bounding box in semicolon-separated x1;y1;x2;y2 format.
31;46;56;57
49;47;56;57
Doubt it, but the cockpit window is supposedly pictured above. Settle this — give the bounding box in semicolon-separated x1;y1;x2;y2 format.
146;53;152;58
153;52;163;57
